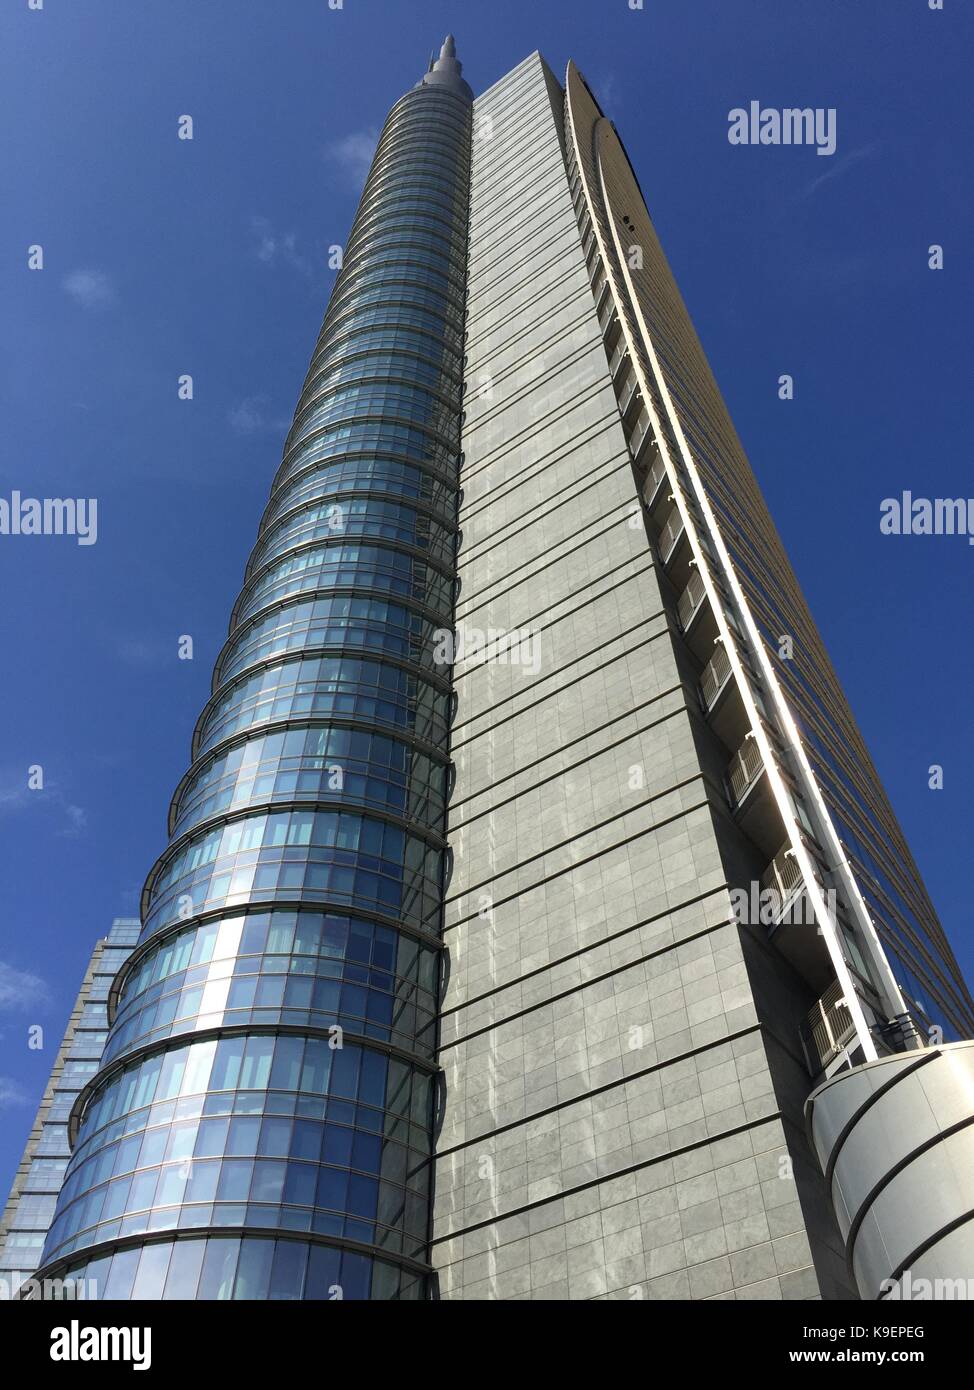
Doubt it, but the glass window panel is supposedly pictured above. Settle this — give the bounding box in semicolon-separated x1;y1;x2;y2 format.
184;1159;220;1204
226;1117;261;1156
216;1160;254;1202
283;1161;317;1207
194;1118;229;1158
162;1239;206;1299
268;1239;308;1301
130;1241;173;1300
197;1237;240;1300
239;1036;274;1090
339;1251;372;1301
102;1247;140;1300
233;1238;274;1299
304;1243;342;1300
269;1036;304;1091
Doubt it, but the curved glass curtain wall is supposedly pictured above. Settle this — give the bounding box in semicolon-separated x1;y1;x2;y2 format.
33;68;471;1301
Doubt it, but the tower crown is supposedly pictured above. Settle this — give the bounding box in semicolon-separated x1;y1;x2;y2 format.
418;33;472;102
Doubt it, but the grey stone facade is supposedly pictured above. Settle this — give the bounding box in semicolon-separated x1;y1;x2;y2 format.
431;53;854;1302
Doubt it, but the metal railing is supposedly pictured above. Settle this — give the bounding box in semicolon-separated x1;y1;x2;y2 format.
630;411;651;462
760;843;806;926
617;369;638;415
677;568;707;631
641;449;665;507
699;642;732;711
802;978;857;1075
658;507;684;564
762;843;804;899
727;733;764;806
608;337;628;379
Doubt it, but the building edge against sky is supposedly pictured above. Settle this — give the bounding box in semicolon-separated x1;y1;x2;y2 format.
10;39;974;1300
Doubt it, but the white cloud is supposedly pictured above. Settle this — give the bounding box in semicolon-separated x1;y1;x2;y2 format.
0;772;88;839
62;269;116;309
248;217;312;276
593;73;621;114
800;143;879;201
325;128;379;189
0;961;49;1013
228;393;290;437
229;394;268;435
0;1078;28;1109
61;804;87;838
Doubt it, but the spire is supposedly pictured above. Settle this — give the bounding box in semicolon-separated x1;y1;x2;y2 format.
417;32;473;102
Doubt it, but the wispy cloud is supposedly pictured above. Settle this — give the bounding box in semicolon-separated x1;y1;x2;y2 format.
0;771;87;839
62;804;88;836
0;961;50;1013
325;128;378;189
0;1077;29;1110
798;142;879;201
592;73;621;115
248;216;314;276
114;636;171;669
228;393;291;437
62;269;116;309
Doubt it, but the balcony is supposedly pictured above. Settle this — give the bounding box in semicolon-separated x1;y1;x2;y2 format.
594;275;611;317
727;733;763;807
758;838;844;994
657;505;691;586
677;568;706;632
641;450;666;512
658;506;684;562
617;368;640;419
761;842;805;915
629;410;652;466
801;978;858;1076
726;731;782;856
678;571;721;667
607;336;628;381
700;641;732;711
700;645;752;759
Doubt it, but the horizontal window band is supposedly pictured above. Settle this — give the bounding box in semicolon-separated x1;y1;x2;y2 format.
29;1222;434;1293
67;1020;444;1148
107;900;447;1028
140;794;449;923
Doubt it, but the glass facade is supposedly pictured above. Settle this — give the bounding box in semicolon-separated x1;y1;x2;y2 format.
32;42;471;1299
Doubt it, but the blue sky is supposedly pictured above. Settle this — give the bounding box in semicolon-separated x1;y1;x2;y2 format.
1;0;971;1197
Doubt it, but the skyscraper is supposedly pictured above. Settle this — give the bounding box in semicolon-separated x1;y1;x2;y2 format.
23;40;974;1302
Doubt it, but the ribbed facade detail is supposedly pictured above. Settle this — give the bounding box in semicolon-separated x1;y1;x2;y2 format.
31;45;471;1302
562;62;974;1053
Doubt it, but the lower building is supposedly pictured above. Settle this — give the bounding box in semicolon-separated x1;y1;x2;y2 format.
0;919;139;1296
